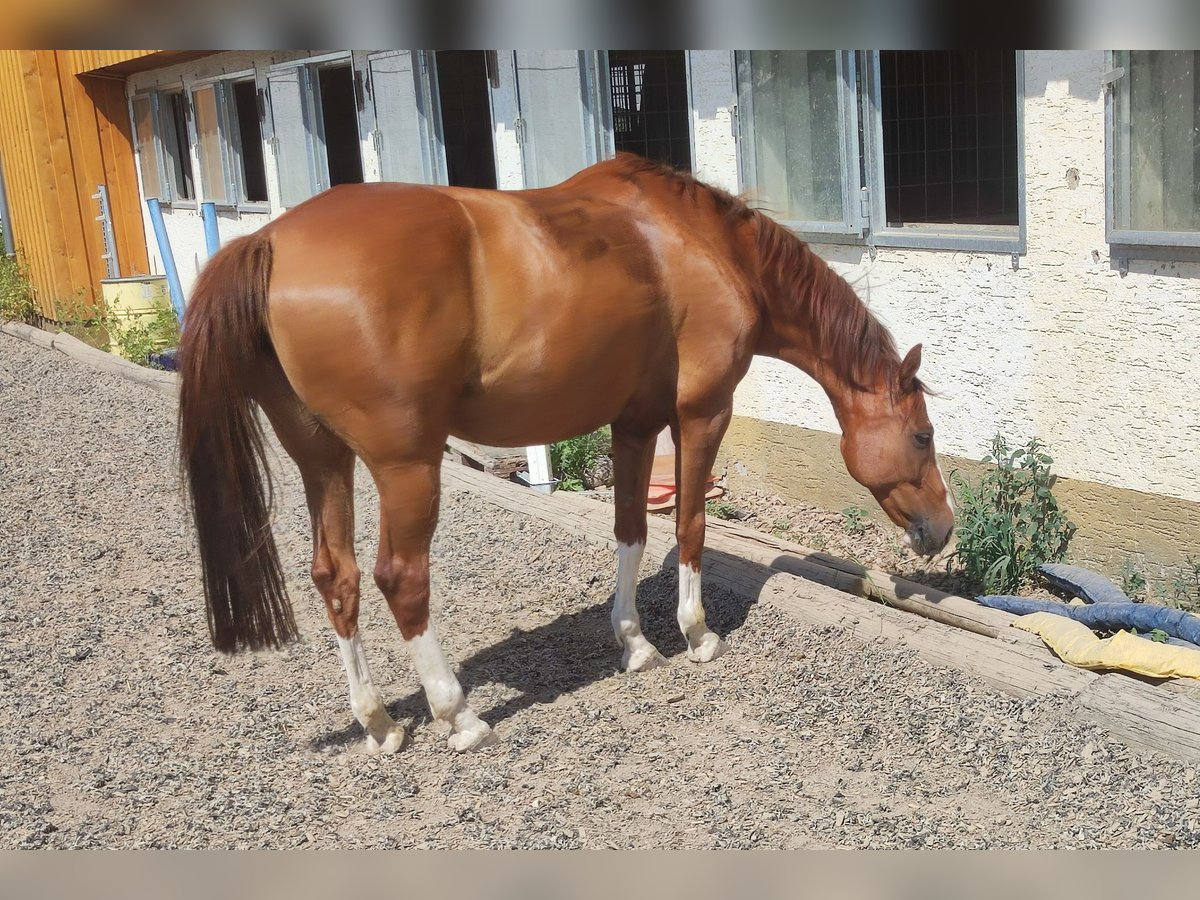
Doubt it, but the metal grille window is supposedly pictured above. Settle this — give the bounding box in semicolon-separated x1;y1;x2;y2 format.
879;51;1018;227
736;50;1026;251
606;50;691;170
1108;50;1200;248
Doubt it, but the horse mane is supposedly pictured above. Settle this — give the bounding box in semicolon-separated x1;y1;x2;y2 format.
612;154;910;393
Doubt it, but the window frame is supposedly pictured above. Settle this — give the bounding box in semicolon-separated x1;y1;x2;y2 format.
129;87;196;209
189;68;271;213
861;50;1027;254
733;50;865;239
266;52;368;208
362;50;444;185
1104;49;1200;252
732;50;1027;254
157;88;196;207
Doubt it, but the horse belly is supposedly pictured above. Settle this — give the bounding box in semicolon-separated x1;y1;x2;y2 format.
451;310;663;447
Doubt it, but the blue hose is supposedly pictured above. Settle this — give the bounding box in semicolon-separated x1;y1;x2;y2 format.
975;594;1200;647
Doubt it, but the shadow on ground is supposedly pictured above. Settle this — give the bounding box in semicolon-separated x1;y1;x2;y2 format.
309;543;799;751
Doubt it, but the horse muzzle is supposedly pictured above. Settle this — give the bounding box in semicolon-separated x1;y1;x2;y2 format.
902;516;954;558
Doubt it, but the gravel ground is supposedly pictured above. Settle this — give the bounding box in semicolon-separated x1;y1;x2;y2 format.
2;333;1199;849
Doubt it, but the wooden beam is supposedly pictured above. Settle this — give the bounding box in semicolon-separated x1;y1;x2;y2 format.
438;462;1200;763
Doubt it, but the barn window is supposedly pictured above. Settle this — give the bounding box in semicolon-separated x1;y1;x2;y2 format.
189;76;269;208
316;63;364;187
159;92;194;202
606;51;691;170
877;51;1019;229
735;51;862;235
231;80;269;203
434;51;497;189
1107;50;1200;249
131;94;165;201
131;90;194;204
267;55;365;207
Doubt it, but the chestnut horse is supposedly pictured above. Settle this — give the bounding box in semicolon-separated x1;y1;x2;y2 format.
178;155;953;754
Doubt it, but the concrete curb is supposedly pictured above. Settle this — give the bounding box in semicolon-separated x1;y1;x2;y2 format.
1;320;178;397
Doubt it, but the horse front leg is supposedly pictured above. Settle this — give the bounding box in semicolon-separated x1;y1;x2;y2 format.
674;408;733;663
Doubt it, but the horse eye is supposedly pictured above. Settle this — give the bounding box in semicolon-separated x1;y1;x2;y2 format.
914;432;932;449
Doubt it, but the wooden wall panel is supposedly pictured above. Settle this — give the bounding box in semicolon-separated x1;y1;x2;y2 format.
0;50;154;318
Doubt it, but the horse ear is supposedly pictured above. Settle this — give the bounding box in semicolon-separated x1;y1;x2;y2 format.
899;344;923;392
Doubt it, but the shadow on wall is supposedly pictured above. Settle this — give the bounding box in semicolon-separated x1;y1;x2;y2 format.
1023;49;1105;102
309;543;821;750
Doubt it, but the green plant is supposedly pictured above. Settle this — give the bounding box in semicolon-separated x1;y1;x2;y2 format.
112;303;181;367
706;500;739;521
841;505;869;536
1148;628;1170;644
549;427;611;492
0;242;36;324
950;434;1076;595
1171;556;1200;613
771;517;791;538
1120;557;1147;602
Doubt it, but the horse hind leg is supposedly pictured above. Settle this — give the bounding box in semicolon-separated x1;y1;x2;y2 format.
610;425;668;672
371;456;493;752
257;386;406;754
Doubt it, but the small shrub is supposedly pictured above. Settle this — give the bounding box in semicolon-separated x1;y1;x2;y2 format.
113;303;180;367
1120;557;1147;602
1171;556;1200;613
0;243;36;324
706;500;739;521
950;434;1076;595
841;505;869;536
550;427;611;492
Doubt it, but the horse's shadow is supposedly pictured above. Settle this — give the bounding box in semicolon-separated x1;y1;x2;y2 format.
309;544;789;752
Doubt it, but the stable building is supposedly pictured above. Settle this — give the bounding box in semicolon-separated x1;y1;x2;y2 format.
0;50;1196;580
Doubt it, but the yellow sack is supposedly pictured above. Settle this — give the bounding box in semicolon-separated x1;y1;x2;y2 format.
1013;612;1200;681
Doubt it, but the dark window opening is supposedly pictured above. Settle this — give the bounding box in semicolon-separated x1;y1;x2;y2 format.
434;51;497;189
607;50;691;171
163;92;194;201
318;64;364;187
880;51;1018;227
232;80;268;202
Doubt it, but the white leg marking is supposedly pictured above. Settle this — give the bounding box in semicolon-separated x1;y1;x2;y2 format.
406;623;494;752
612;541;667;672
678;563;728;663
337;634;407;754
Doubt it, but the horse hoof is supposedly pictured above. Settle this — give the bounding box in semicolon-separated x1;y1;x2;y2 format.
448;720;496;753
687;634;729;664
366;725;409;755
624;644;669;672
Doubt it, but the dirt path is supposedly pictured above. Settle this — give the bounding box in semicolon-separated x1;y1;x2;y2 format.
2;334;1198;848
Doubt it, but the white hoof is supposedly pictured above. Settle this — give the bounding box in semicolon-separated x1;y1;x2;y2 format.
447;714;495;752
366;725;409;755
623;642;669;672
686;632;729;664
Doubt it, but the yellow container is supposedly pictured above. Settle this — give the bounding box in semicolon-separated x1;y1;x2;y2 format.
100;276;175;359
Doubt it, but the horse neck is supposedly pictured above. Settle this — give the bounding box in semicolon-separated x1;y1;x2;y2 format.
747;217;895;417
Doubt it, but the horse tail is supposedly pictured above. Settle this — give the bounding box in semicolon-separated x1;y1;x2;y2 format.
177;231;297;653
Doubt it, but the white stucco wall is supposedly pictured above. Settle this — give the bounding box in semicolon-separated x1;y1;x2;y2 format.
720;51;1200;505
126;50;1199;504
